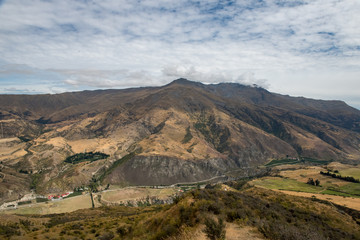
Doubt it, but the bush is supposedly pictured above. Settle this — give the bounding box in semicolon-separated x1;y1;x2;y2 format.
97;232;114;240
182;127;193;143
203;218;226;240
0;223;21;238
36;197;49;203
18;200;32;205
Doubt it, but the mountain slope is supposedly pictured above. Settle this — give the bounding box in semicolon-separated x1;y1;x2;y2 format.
0;79;360;201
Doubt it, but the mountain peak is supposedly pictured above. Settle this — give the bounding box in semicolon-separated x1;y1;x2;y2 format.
168;78;203;87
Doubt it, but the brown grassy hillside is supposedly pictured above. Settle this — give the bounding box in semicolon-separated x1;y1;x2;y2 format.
0;79;360;199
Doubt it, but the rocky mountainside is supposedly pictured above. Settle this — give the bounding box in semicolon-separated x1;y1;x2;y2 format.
1;78;360;202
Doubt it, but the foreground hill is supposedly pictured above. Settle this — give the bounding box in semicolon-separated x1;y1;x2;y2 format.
0;79;360;202
1;186;359;240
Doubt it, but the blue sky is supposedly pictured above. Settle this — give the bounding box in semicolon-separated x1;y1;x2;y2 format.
0;0;359;109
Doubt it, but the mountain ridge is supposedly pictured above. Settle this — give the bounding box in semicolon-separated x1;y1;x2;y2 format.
0;79;359;203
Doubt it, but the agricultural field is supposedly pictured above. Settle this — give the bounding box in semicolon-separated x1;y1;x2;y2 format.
1;186;178;215
100;187;178;206
338;168;360;179
1;186;359;240
251;177;322;193
251;162;360;210
3;194;95;215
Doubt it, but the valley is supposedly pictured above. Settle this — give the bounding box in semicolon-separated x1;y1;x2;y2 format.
0;79;360;239
1;79;359;205
0;176;359;239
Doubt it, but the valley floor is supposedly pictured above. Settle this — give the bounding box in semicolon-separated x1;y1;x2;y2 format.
1;161;360;239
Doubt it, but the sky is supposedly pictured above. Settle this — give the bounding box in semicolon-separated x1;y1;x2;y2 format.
0;0;359;109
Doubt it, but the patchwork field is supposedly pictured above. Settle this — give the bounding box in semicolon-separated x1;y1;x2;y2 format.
100;187;178;206
1;186;178;215
251;162;360;210
251;177;322;193
3;194;94;215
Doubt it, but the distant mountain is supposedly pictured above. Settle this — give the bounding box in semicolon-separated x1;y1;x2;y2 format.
1;79;360;202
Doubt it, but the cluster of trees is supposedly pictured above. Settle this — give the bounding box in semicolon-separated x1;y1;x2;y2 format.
320;171;360;183
181;126;193;144
64;151;109;164
307;178;320;186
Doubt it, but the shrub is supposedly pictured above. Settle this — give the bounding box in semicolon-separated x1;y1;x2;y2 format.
203;218;226;240
182;127;193;144
97;232;114;240
0;223;21;238
18;200;32;205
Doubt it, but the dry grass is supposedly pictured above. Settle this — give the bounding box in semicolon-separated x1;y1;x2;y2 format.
3;194;94;215
101;187;177;203
2;187;177;215
169;223;264;240
225;224;264;240
0;138;27;162
273;189;360;211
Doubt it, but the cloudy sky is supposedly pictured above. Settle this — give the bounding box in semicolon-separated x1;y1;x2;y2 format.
0;0;359;109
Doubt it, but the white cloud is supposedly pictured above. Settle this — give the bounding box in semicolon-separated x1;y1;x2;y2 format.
162;64;269;88
0;0;359;108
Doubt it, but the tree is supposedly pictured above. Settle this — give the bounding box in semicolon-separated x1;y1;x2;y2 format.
88;176;99;208
307;178;315;185
307;178;320;186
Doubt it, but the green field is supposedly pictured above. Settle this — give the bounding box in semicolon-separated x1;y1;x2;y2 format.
251;177;322;193
265;158;300;167
252;175;360;198
338;183;360;196
321;189;354;198
339;168;360;180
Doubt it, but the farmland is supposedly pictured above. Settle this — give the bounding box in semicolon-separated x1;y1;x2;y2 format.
251;162;360;210
1;186;178;215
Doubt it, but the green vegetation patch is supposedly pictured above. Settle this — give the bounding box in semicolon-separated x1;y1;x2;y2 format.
36;197;49;203
30;173;41;191
254;176;360;198
17;200;32;206
252;177;322;193
65;151;109;164
320;171;360;183
18;136;31;142
321;189;354;198
338;183;360;196
265;158;300;167
64;191;83;199
181;126;193;144
339;168;360;179
0;223;21;238
194;115;230;153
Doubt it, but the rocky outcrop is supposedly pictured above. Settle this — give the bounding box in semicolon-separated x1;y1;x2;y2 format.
104;155;238;185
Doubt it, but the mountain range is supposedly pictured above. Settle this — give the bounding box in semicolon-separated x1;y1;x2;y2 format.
1;78;360;203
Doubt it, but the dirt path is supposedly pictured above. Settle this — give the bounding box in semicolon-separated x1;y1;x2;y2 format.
170;223;264;240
